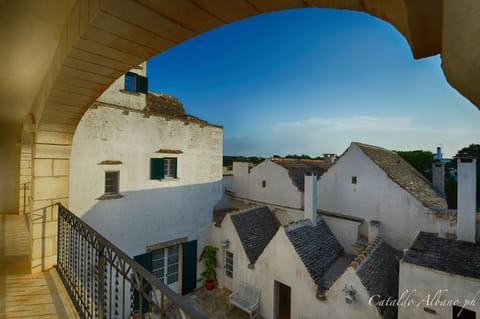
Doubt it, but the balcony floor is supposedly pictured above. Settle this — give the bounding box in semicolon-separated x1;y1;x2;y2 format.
0;214;79;319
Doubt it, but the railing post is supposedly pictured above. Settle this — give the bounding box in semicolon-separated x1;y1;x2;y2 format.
53;205;208;319
98;242;106;319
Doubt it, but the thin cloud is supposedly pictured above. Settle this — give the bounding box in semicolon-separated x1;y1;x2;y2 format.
274;115;414;131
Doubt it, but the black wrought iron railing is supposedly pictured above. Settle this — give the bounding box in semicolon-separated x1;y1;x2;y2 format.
56;204;207;319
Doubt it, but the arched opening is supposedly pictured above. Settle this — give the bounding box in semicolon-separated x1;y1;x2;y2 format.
65;8;479;301
0;0;478;280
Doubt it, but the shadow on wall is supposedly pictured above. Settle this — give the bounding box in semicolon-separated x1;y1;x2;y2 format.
80;180;223;257
0;123;22;214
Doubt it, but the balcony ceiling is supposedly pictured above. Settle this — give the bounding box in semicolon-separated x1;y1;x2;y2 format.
0;1;75;124
1;0;478;131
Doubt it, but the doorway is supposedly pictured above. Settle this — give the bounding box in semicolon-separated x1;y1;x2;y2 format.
274;281;291;319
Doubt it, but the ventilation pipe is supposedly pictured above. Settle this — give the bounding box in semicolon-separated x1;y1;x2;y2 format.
457;158;476;242
304;173;318;226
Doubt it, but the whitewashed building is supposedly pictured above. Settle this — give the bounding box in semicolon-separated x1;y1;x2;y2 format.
231;158;325;209
210;206;399;319
317;142;452;250
69;63;223;295
399;232;480;319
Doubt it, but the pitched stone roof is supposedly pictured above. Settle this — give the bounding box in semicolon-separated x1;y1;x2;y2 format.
352;238;399;319
285;219;343;287
403;232;480;279
270;158;325;192
354;142;447;209
145;92;222;128
213;207;239;226
230;206;280;265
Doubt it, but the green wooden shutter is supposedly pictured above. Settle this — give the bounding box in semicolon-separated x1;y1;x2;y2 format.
150;158;165;180
181;240;197;295
136;75;148;93
133;252;153;314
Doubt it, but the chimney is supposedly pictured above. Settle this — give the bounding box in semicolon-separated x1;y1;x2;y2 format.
232;162;250;198
323;153;337;169
457;158;477;242
432;163;445;195
304;173;318;226
368;220;382;242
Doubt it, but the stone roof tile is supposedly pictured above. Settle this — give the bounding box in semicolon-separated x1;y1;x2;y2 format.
355;142;447;209
230;206;280;265
270;158;325;192
355;239;399;319
403;232;480;279
285;219;343;287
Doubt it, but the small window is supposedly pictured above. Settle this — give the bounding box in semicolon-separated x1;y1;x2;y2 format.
225;251;233;278
105;171;119;195
453;306;476;319
150;158;177;180
164;158;177;178
262;180;266;188
351;176;357;184
124;72;148;93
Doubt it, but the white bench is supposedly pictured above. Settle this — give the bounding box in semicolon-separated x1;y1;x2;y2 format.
229;281;260;319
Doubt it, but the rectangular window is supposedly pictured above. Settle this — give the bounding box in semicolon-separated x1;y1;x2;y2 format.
105;171;119;195
125;72;137;91
152;248;165;280
262;180;266;188
453;306;476;319
124;72;148;93
225;251;233;278
164;158;177;178
351;176;357;184
150;158;177;180
152;246;179;286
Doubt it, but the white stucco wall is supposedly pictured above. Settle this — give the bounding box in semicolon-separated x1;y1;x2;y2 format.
70;76;223;258
322;216;361;255
317;143;441;250
212;214;382;319
399;261;480;318
231;160;303;209
96;62;147;111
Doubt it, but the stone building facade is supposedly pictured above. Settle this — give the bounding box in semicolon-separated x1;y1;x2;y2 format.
69;63;223;294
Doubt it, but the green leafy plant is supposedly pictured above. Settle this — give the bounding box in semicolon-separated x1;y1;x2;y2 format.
198;245;219;283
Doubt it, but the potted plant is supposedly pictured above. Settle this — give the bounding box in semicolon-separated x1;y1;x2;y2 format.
198;245;219;290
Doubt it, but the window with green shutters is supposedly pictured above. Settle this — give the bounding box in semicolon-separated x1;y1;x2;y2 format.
150;158;177;180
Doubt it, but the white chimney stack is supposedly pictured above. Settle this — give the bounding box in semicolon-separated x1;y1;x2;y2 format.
457;158;477;242
304;173;318;226
432;163;445;195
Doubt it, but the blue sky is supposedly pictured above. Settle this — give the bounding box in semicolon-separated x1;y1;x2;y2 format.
148;8;480;158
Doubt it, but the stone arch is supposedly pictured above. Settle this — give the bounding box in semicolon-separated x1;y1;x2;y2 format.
33;0;450;134
28;0;480;272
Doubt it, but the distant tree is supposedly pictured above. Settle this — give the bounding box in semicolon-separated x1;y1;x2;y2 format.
456;144;480;158
396;150;434;180
445;175;457;209
248;156;265;164
285;154;312;159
